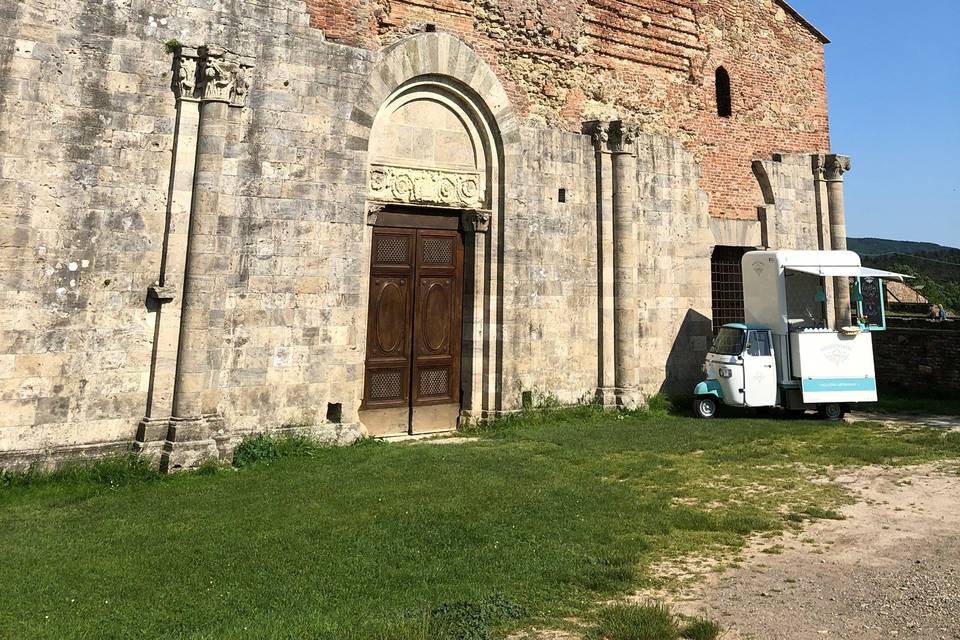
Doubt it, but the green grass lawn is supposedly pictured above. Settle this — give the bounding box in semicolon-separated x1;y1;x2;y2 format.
2;407;959;640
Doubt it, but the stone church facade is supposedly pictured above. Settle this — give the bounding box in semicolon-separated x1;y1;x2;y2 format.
0;0;852;468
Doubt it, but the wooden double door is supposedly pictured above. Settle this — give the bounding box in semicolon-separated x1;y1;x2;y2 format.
360;226;464;436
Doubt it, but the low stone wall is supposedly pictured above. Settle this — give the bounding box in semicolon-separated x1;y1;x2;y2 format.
874;319;960;393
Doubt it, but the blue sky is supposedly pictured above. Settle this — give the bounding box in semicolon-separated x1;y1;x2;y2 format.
788;0;959;248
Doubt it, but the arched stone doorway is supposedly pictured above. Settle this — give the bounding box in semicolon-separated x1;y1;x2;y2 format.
348;34;517;436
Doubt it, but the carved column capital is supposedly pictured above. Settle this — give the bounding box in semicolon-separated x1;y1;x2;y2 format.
366;203;386;226
171;46;202;102
584;121;610;152
811;154;826;181
199;47;255;107
172;45;254;107
824;154;851;182
609;120;641;155
461;210;491;234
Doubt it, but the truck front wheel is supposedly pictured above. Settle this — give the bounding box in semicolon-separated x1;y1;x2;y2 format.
818;403;846;421
694;397;718;419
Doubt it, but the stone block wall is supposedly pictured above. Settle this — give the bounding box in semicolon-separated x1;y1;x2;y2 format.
0;0;377;461
502;127;599;408
754;153;830;251
634;134;715;396
0;0;835;466
873;319;960;394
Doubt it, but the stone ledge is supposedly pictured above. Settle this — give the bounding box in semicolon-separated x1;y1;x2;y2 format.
0;439;135;473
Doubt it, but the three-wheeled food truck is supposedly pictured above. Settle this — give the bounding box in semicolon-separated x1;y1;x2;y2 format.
694;250;907;420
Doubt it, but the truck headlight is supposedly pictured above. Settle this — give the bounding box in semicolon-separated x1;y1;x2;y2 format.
719;367;733;379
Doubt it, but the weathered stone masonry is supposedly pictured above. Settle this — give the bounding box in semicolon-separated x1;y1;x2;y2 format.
0;0;849;468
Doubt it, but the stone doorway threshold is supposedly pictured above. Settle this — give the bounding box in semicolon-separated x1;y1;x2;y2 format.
382;431;481;446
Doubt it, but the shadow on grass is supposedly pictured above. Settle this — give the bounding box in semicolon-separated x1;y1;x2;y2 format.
868;390;960;417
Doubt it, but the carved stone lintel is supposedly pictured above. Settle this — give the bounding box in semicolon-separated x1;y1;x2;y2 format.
461;210;491;234
824;154;851;182
171;45;254;108
368;164;484;208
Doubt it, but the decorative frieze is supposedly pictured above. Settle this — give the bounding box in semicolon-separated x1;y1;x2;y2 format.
171;45;254;107
368;164;484;208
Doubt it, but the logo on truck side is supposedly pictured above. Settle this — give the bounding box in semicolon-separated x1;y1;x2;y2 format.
821;344;853;366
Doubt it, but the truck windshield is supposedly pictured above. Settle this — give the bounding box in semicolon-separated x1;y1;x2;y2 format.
711;327;745;356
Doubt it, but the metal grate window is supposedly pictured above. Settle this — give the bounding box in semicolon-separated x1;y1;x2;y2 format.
711;246;751;334
375;236;409;265
368;369;404;401
418;368;449;398
422;237;454;266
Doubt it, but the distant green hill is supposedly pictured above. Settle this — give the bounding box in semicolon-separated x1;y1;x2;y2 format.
848;238;960;312
847;237;957;256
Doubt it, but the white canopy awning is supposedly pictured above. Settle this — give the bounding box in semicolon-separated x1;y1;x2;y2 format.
785;265;912;281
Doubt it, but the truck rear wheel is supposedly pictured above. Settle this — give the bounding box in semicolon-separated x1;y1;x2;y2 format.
818;403;846;421
694;397;718;419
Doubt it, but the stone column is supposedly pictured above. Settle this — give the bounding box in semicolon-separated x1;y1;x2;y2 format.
825;154;852;328
812;155;836;327
136;47;203;458
610;121;641;409
585;121;617;407
162;46;253;471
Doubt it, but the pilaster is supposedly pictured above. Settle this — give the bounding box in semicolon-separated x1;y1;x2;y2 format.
136;46;203;460
609;121;642;410
825;154;852;327
137;45;254;469
585;121;617;407
812;154;836;327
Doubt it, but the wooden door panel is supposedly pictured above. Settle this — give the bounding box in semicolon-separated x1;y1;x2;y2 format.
418;278;454;355
412;230;462;408
363;364;409;407
367;277;410;360
362;228;415;411
371;232;415;271
362;225;463;427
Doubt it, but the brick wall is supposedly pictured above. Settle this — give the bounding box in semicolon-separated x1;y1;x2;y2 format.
874;319;960;393
306;0;831;220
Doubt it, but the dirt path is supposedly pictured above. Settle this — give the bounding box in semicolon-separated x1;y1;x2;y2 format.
666;464;960;640
847;412;960;432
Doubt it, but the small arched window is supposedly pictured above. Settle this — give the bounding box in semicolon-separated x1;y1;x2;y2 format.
715;67;732;118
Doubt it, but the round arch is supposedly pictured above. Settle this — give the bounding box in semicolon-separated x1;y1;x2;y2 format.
350;33;518;428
